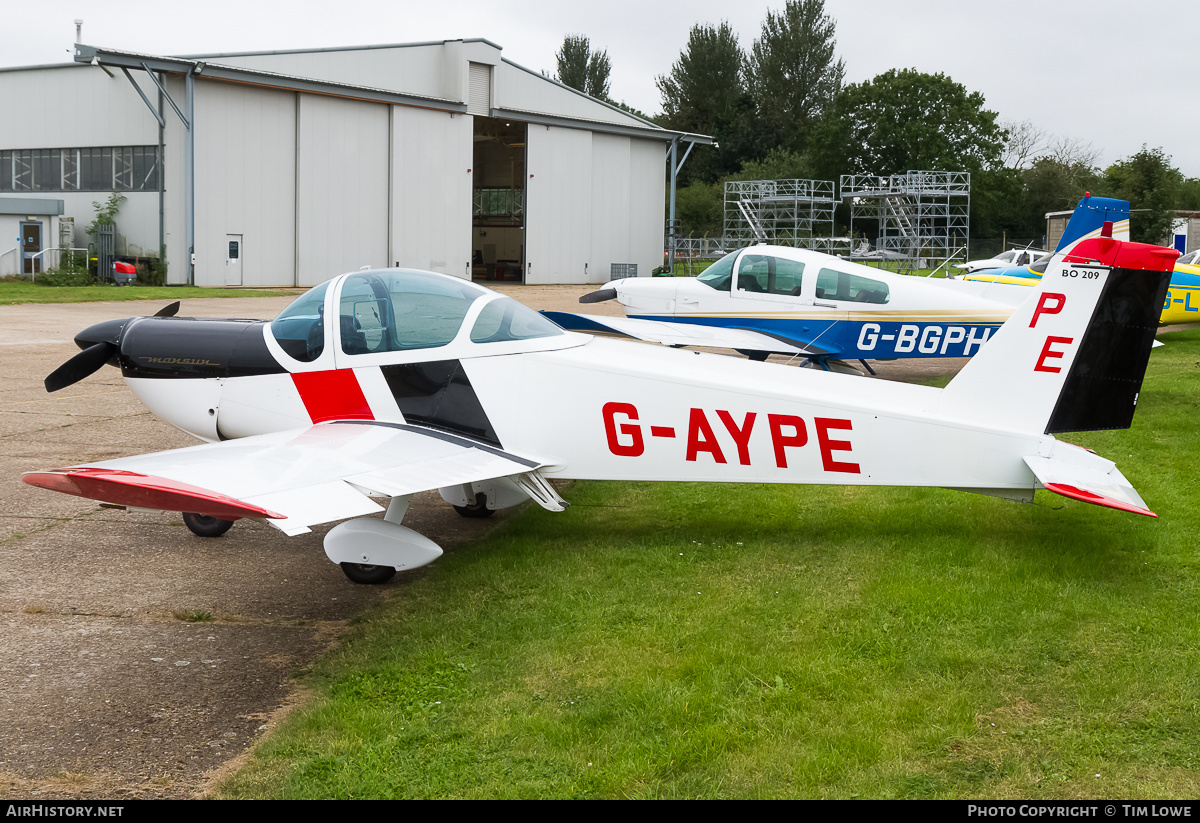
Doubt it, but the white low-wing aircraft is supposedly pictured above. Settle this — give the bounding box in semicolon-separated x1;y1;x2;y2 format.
25;231;1175;584
546;195;1132;370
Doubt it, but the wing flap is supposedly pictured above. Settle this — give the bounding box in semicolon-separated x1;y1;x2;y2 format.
246;480;385;536
344;449;543;499
24;421;550;534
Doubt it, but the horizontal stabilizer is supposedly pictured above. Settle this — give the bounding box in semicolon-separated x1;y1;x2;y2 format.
1024;446;1154;517
542;311;822;356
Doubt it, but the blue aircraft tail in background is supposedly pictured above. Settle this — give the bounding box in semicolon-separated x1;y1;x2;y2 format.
1054;194;1130;253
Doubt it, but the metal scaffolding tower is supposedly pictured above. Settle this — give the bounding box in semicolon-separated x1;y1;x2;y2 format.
840;171;970;273
722;179;849;254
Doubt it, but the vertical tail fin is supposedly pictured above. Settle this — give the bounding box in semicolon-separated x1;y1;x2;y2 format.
1054;194;1130;254
938;233;1176;434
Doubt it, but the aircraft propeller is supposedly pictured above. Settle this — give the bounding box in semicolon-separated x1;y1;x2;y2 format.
579;287;616;304
44;301;181;393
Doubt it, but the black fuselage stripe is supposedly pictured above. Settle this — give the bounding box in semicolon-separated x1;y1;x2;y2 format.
380;360;503;447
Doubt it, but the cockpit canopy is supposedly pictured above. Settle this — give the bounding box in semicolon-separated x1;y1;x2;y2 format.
696;247;891;304
270;269;563;363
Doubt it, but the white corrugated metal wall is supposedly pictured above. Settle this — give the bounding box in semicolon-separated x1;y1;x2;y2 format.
525;125;593;284
194;82;297;287
389;106;472;277
590;133;632;281
297;95;389;285
525;126;664;284
627;138;666;274
192;83;473;286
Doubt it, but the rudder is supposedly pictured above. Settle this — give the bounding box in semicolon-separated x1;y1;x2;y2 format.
938;234;1175;434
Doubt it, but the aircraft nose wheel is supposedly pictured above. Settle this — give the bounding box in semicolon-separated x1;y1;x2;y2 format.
182;512;235;537
339;562;397;584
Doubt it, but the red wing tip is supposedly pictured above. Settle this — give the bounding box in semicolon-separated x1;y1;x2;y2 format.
1044;482;1157;518
23;468;286;520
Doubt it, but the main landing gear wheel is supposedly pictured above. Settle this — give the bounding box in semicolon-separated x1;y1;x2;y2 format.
453;492;495;518
339;562;397;585
182;512;235;537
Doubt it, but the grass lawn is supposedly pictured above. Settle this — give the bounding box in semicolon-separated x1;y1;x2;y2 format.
215;328;1200;799
0;281;297;305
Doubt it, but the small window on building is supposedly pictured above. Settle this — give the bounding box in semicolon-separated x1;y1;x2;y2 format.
0;146;160;192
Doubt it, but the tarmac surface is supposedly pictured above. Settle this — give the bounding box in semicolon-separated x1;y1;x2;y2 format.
0;281;966;799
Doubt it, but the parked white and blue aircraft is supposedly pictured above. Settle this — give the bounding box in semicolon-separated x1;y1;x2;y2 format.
23;229;1177;584
546;195;1131;370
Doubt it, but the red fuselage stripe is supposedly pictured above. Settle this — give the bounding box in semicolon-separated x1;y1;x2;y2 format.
291;369;375;423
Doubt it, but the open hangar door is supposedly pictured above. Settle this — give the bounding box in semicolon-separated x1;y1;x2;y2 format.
471;117;527;283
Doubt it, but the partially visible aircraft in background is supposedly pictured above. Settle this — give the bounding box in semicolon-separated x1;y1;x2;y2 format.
957;196;1200;325
548;196;1124;369
549;195;1194;368
956;246;1049;273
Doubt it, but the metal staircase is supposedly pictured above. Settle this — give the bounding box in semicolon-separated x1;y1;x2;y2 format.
840;171;970;273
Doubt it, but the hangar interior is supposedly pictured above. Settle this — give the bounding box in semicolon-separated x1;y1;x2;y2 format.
0;39;709;287
472;118;526;282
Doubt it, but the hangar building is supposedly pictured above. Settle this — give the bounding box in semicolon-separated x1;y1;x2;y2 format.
0;39;707;286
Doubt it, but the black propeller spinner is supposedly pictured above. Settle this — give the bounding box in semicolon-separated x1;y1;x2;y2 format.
44;302;181;393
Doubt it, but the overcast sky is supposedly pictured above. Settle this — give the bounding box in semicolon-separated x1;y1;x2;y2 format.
5;0;1197;175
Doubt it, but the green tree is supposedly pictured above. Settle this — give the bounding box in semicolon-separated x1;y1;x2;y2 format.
1178;177;1200;211
656;23;752;185
745;0;844;155
1019;155;1101;238
674;180;724;237
555;35;611;101
657;22;745;136
725;147;815;182
971;165;1027;240
84;191;126;237
1102;146;1184;244
811;69;1005;180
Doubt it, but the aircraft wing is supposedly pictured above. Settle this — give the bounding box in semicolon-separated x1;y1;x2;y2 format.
541;311;828;357
23;421;560;536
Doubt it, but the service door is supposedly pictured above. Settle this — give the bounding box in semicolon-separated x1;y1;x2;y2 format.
225;235;243;286
21;222;41;274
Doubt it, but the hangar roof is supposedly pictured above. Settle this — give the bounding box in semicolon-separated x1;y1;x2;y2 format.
71;40;711;146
